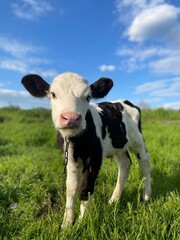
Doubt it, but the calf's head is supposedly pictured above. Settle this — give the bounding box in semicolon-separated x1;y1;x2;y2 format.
22;72;113;137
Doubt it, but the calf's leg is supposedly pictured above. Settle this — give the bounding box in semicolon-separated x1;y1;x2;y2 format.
131;134;151;202
79;163;101;219
61;160;82;228
108;151;131;204
136;147;151;202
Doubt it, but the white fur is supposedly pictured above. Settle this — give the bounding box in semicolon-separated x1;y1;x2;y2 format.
61;143;83;228
50;72;91;138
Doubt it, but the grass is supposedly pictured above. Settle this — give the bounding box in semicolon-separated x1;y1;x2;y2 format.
0;107;179;239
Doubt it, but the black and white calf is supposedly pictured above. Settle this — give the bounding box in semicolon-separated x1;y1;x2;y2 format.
22;72;151;228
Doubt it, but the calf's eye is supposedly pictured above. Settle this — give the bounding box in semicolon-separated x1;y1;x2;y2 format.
51;92;56;99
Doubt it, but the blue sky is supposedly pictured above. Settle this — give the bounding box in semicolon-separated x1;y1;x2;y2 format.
0;0;180;109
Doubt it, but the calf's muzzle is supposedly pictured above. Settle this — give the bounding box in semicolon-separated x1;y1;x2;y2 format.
60;112;82;128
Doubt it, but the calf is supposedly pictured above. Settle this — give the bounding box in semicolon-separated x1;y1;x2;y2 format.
22;72;151;228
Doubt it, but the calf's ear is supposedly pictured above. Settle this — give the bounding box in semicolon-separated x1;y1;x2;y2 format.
90;77;113;99
21;74;50;98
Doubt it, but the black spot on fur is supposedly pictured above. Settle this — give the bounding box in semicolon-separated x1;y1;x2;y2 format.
70;110;102;200
124;100;142;132
98;102;128;148
100;114;107;139
70;110;102;164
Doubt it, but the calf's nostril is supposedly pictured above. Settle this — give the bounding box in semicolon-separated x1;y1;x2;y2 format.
60;112;82;126
76;114;82;122
61;114;69;121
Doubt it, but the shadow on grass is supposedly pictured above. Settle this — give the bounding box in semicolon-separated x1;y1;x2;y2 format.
109;162;180;212
151;166;180;199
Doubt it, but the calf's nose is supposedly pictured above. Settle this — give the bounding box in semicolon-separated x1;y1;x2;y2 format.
60;112;82;127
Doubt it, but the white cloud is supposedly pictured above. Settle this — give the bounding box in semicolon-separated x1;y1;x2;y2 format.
117;45;180;73
135;77;180;98
135;80;166;94
0;89;28;97
115;1;180;75
127;4;180;43
12;0;54;20
161;101;180;110
119;45;180;58
151;81;180;97
0;58;58;78
0;59;28;73
119;57;145;72
115;0;166;24
34;69;58;78
98;64;116;72
117;46;173;60
0;37;36;58
135;77;180;109
0;88;49;108
0;36;58;78
116;0;180;45
140;98;162;104
150;56;180;75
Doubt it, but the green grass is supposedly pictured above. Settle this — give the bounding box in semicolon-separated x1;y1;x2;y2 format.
0;107;179;239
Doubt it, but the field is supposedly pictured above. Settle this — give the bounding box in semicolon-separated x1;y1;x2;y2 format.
0;106;179;239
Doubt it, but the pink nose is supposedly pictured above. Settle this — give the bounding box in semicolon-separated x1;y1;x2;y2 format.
60;112;82;127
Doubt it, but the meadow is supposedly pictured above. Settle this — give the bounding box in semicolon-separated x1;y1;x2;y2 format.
0;106;179;240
